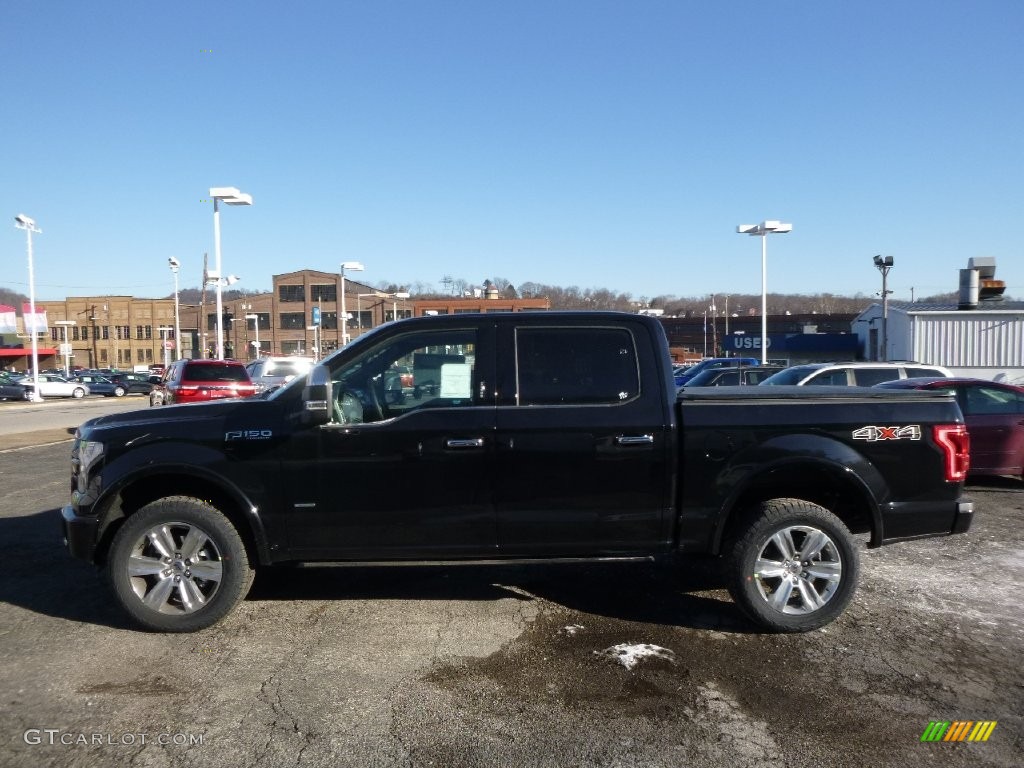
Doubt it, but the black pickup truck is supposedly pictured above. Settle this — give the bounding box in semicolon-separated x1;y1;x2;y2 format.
62;312;973;633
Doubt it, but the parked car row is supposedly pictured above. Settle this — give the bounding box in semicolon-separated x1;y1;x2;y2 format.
676;358;1022;482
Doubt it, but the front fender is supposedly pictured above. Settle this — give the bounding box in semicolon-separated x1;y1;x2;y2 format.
90;442;274;564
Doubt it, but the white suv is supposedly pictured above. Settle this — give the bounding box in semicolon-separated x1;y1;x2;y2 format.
760;361;952;387
244;356;315;393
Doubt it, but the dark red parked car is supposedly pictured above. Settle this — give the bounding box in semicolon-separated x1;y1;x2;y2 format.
876;377;1024;480
150;359;256;406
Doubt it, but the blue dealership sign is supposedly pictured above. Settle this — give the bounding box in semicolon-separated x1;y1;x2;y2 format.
311;306;321;326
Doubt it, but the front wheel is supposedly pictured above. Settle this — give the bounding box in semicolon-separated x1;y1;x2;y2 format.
726;499;859;633
72;387;85;398
106;497;254;632
113;386;126;397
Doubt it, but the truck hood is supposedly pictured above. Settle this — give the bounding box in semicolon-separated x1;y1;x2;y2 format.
77;399;258;441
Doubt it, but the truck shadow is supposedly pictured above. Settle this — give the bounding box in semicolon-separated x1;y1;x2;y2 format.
0;508;132;630
0;508;754;634
250;560;756;634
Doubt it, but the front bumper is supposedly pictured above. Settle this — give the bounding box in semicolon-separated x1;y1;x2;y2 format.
61;505;99;563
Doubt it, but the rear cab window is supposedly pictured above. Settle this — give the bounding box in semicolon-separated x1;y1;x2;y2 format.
514;327;639;405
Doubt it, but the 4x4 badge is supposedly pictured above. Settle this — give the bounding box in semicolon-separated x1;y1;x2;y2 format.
852;425;922;441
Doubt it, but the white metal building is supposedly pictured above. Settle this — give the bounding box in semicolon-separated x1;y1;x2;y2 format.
854;301;1024;383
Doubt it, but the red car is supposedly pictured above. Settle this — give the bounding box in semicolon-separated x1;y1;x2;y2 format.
876;377;1024;480
150;359;256;406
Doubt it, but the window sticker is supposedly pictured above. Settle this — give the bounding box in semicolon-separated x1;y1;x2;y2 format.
439;363;472;398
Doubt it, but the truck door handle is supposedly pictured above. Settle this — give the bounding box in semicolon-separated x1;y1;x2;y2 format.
445;438;485;449
615;434;654;446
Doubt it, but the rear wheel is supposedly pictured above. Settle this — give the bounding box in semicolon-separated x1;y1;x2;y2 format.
726;499;859;633
106;497;254;632
113;386;126;397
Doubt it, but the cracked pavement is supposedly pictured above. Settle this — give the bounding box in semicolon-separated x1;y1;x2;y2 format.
1;443;1021;767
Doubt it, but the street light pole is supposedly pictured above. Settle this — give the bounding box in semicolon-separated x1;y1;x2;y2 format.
158;326;173;368
339;261;365;346
873;255;894;361
54;320;76;377
210;187;253;360
14;214;43;401
168;257;181;361
736;220;792;365
245;313;260;358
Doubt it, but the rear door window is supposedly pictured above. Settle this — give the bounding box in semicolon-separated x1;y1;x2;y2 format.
806;369;850;386
852;368;902;386
515;327;639;405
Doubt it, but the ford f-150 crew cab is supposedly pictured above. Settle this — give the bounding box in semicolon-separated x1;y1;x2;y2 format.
62;312;974;633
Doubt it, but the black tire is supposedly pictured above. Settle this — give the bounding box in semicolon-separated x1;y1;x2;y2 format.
106;497;254;632
72;387;85;398
725;498;859;633
113;386;126;397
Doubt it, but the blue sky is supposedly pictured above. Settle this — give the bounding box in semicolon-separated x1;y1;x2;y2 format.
4;0;1021;303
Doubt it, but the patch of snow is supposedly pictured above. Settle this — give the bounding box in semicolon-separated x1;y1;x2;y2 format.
559;624;585;636
595;643;676;670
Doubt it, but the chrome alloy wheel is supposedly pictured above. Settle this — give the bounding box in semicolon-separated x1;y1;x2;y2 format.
125;522;224;615
753;525;843;615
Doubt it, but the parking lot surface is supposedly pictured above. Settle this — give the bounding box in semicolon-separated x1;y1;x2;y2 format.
0;441;1020;768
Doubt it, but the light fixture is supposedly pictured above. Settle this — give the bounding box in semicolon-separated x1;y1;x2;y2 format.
339;261;365;346
211;187;252;359
736;220;792;364
168;257;181;361
873;255;895;361
14;213;43;400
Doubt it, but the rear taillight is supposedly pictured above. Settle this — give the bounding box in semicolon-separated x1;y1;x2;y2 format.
933;424;970;482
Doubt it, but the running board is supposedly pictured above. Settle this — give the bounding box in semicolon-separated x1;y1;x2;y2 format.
275;555;657;568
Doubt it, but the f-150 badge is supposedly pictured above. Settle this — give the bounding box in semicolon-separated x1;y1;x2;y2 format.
225;430;273;441
852;425;922;441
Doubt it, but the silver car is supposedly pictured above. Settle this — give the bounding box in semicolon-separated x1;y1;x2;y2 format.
21;373;90;399
244;356;314;394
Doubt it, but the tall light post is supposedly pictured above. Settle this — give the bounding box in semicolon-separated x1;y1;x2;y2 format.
168;257;182;361
158;326;174;368
205;273;241;358
245;313;260;358
339;261;364;346
210;187;252;360
723;295;730;356
873;255;894;361
391;291;410;322
54;320;76;377
14;214;43;401
306;325;321;360
357;291;387;331
736;220;792;364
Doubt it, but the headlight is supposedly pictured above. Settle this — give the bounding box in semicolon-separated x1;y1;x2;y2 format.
80;440;105;474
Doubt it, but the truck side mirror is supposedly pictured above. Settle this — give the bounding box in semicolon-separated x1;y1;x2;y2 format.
301;364;333;426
